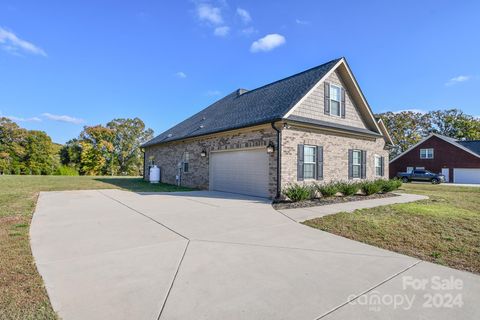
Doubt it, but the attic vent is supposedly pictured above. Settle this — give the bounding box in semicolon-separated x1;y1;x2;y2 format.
167;133;173;138
200;125;204;129
236;88;248;96
202;116;206;121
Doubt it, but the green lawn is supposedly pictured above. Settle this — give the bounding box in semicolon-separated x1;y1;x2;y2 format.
0;175;192;320
304;183;480;274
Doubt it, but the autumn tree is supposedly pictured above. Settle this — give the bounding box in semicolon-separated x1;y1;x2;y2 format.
427;109;480;140
106;118;154;175
79;125;115;175
376;111;430;156
377;109;480;157
0;117;60;175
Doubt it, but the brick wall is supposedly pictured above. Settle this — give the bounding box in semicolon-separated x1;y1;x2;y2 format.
281;126;389;188
144;126;278;197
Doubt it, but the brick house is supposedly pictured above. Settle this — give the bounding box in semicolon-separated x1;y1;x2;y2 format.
142;58;394;198
389;133;480;183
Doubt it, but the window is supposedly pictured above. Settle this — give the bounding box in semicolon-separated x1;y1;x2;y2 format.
303;145;317;179
420;148;434;159
183;152;189;173
330;85;341;116
375;156;383;176
352;150;361;178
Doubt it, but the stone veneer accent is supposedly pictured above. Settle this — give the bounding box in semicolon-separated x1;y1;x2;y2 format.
280;126;389;188
290;70;367;129
144;126;279;198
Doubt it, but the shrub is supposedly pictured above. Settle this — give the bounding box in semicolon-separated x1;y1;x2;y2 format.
336;181;360;196
360;180;381;195
55;165;79;176
315;182;338;197
392;178;403;189
375;179;403;193
282;183;312;202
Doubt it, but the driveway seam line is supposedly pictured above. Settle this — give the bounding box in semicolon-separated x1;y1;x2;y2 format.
157;240;190;320
313;260;422;320
192;239;409;259
97;190;190;240
275;210;299;222
35;239;187;266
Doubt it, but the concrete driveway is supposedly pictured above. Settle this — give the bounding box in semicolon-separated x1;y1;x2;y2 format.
31;190;480;320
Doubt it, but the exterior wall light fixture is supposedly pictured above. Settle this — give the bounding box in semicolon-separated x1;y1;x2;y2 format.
266;142;275;153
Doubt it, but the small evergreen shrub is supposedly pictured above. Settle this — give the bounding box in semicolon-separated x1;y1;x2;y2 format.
315;182;338;197
282;183;312;202
392;178;403;189
360;180;381;195
336;181;360;196
375;179;403;193
56;165;79;176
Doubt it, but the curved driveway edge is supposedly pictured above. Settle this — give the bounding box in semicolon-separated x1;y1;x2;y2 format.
30;190;479;320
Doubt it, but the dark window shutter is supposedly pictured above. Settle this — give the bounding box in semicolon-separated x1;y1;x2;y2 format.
348;149;353;180
316;146;323;180
324;82;330;115
297;144;304;181
361;150;367;179
380;156;385;176
341;87;346;118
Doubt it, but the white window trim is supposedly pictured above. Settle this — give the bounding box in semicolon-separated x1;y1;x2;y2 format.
303;145;317;180
375;155;382;177
329;84;342;117
420;148;434;159
352;149;361;179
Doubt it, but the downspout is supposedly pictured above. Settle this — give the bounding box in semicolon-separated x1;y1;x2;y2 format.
142;148;146;180
271;122;281;199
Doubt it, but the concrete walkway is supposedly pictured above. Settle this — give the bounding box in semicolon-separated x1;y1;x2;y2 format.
30;190;480;320
279;193;428;222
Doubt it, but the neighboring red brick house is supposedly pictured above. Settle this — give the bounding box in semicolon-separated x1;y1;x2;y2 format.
389;133;480;183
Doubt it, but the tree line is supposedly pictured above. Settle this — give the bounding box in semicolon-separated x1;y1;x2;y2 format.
376;109;480;157
1;109;478;176
0;117;153;176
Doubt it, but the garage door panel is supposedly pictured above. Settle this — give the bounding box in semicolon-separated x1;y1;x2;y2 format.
210;149;269;197
453;168;480;184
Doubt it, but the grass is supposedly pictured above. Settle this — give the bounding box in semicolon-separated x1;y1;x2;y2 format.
304;183;480;274
0;175;192;320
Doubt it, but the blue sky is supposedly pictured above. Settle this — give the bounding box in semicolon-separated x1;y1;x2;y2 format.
1;0;479;143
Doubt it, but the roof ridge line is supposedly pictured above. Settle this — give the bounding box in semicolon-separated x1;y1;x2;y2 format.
238;58;342;98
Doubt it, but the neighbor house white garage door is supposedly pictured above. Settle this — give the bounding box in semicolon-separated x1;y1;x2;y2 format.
453;168;480;184
209;148;269;197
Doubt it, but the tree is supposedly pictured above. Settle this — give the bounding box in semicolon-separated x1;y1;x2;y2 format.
377;109;480;158
60;138;82;171
427;109;480;140
106;118;153;175
0;117;28;174
79;125;115;175
0;117;60;175
24;130;57;175
376;111;430;156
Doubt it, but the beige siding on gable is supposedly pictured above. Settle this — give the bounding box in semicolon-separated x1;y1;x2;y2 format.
290;70;367;129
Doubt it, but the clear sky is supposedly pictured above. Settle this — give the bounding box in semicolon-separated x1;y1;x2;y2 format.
1;0;479;143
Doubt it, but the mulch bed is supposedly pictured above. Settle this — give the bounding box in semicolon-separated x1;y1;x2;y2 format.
272;192;398;210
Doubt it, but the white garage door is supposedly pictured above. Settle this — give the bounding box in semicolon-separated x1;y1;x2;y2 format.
209;148;269;198
453;168;480;184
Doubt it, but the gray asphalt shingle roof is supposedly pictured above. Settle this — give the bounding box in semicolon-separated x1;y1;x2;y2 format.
433;134;480;157
457;140;480;156
143;58;342;147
